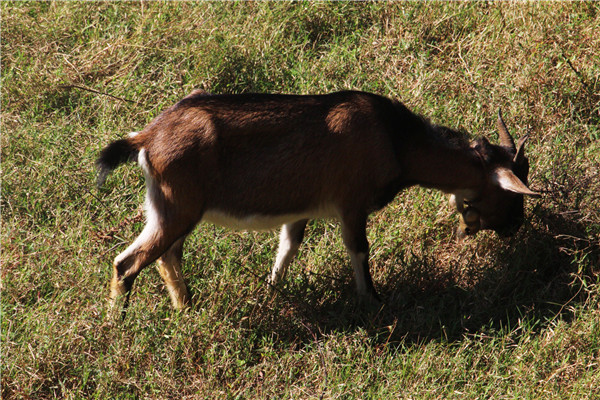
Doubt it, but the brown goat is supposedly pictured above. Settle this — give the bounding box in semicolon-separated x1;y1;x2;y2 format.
97;90;539;310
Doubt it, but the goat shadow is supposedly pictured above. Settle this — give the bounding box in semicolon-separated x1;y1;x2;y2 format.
246;207;596;347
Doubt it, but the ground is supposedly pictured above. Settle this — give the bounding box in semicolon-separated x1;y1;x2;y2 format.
2;2;599;399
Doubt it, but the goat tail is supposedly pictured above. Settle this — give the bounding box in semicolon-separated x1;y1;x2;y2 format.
96;137;140;187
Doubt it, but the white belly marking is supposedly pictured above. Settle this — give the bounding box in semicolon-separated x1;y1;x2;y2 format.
202;207;337;231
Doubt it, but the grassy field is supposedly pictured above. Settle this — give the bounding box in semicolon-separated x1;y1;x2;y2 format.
2;2;599;399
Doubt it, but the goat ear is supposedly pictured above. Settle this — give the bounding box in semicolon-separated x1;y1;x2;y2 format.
493;168;541;197
513;134;528;164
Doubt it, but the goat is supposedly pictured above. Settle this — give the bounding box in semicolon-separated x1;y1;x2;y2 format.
97;90;539;310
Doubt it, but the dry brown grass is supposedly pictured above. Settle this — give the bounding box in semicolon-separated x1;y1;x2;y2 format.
2;2;599;399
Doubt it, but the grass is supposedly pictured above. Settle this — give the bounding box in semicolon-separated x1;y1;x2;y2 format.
2;2;599;399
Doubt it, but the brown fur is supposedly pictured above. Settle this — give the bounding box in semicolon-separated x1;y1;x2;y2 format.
98;90;538;310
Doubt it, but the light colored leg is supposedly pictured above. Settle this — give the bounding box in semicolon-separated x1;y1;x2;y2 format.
109;192;195;312
341;214;380;302
109;219;192;314
109;148;199;314
110;218;163;305
268;219;308;287
157;236;190;309
348;251;371;296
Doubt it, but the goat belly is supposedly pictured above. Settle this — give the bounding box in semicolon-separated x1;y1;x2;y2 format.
202;208;336;231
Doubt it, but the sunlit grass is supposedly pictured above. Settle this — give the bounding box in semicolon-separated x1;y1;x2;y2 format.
2;2;599;399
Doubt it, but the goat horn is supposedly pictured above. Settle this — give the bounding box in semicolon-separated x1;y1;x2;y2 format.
497;109;516;150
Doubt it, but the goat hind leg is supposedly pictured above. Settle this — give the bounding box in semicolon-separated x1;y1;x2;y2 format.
109;218;191;312
157;236;190;310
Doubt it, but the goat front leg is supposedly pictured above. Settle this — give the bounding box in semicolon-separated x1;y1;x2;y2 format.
268;219;308;289
340;213;380;303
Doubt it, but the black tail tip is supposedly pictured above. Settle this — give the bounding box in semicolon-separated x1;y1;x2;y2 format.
96;166;110;188
96;139;138;187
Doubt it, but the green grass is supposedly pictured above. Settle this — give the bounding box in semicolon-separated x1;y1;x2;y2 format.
2;2;599;399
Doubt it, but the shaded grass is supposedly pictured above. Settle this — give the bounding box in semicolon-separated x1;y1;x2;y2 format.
2;2;599;399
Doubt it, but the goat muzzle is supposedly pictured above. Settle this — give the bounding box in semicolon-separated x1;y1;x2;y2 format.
457;207;481;240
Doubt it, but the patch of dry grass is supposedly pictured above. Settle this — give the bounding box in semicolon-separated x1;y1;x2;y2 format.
2;2;599;399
